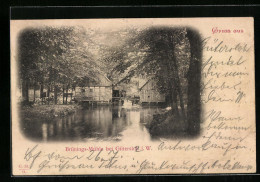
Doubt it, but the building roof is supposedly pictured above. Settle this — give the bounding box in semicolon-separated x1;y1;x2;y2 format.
139;79;151;90
80;74;112;87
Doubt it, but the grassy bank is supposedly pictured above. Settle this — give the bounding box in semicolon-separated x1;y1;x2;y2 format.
20;104;81;120
148;109;190;138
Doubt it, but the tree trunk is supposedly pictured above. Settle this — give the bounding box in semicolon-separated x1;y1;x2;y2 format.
62;85;65;104
170;43;186;121
174;72;186;120
186;29;202;135
171;86;179;117
65;85;68;104
54;84;58;105
165;49;180;119
47;85;50;105
40;83;44;104
22;80;29;102
33;82;36;102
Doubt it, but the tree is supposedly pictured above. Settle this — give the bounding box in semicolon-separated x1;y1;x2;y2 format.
18;26;100;104
109;26;202;134
109;27;191;121
186;28;202;134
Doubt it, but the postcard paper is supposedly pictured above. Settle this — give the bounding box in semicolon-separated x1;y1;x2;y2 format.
11;18;255;175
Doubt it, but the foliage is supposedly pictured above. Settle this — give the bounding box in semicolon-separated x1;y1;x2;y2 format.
18;26;105;104
107;27;192;118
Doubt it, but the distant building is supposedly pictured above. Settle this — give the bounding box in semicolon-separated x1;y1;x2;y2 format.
74;86;112;103
74;75;112;103
139;79;165;104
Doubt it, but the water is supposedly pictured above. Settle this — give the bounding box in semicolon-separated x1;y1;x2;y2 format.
21;106;162;142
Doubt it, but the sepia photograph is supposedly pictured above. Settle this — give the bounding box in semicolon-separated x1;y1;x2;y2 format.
11;18;255;175
17;23;201;142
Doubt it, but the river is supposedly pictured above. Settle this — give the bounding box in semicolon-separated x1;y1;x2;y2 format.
21;106;163;142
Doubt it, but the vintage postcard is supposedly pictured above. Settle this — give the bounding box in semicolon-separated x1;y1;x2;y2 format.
11;18;255;175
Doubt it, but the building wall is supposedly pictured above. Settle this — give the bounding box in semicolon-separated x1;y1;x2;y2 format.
75;86;112;102
140;80;165;103
28;89;41;101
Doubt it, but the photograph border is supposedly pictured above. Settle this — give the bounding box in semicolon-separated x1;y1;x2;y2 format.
4;3;260;181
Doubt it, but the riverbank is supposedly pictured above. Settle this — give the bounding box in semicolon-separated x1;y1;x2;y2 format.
20;104;81;120
148;108;189;138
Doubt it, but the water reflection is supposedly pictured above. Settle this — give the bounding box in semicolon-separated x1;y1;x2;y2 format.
21;106;160;142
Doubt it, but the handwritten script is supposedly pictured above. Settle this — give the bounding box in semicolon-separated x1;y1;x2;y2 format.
24;144;253;174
